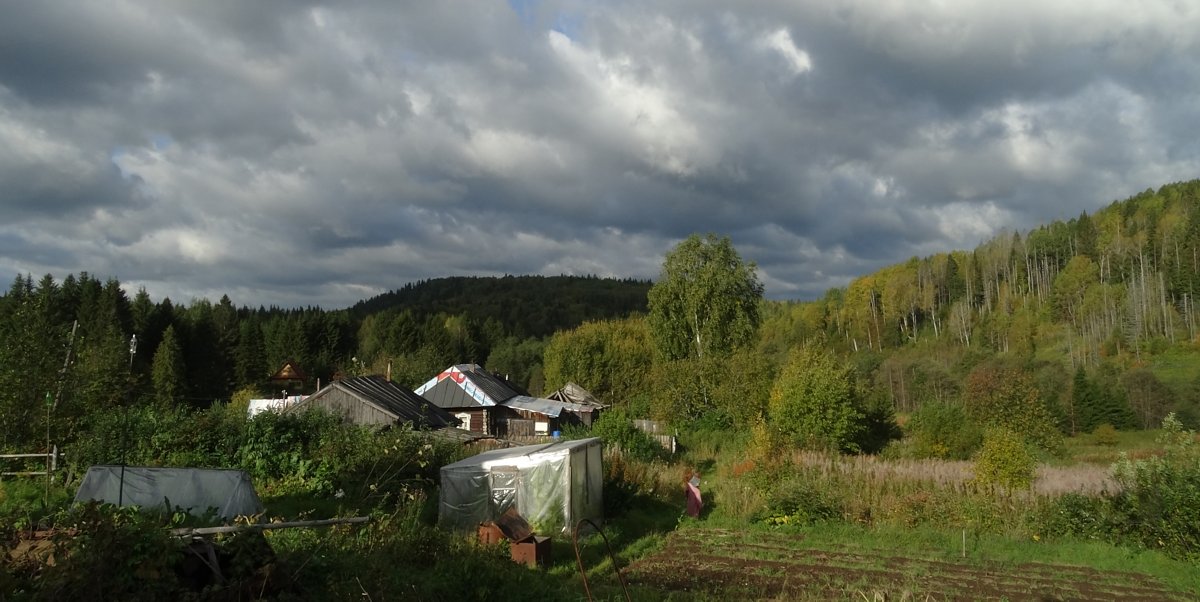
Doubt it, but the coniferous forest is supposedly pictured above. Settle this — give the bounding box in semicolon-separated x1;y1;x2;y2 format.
0;275;651;451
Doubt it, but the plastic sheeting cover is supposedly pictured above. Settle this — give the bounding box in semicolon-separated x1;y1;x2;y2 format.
74;465;264;521
247;396;305;417
439;438;603;534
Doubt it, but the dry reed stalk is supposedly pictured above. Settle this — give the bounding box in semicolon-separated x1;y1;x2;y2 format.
786;449;1119;497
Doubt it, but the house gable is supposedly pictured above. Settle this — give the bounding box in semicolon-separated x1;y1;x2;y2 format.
415;364;521;409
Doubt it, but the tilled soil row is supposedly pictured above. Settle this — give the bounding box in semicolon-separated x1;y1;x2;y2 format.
624;530;1186;601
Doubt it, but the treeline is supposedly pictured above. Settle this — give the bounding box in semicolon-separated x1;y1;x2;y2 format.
765;180;1200;357
756;179;1200;431
0;274;650;452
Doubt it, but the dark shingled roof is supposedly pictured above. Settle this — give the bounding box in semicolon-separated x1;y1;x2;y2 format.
318;375;459;428
416;364;522;409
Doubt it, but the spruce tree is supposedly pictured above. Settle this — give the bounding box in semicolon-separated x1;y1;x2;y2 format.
152;326;186;406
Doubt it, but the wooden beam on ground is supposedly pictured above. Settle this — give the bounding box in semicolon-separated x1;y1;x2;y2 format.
170;516;371;537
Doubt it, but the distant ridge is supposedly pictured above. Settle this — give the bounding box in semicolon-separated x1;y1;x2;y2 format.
350;275;652;338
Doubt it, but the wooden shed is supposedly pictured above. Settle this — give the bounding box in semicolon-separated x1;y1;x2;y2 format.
288;375;458;430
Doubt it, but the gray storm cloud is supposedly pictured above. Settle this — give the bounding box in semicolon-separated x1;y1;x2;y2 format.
0;0;1197;307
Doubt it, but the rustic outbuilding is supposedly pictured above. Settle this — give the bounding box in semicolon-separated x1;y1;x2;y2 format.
545;381;607;427
502;395;597;436
289;374;458;430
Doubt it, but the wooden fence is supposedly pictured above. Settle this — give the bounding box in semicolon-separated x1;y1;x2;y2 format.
632;420;677;453
504;419;538;439
0;447;60;478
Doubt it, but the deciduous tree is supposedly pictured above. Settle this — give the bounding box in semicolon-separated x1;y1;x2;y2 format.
647;233;764;361
768;345;863;452
543;317;653;404
963;363;1061;452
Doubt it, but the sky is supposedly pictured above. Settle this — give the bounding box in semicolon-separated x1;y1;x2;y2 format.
2;1;1198;309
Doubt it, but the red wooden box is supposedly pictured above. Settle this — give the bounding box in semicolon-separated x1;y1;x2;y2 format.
509;535;551;568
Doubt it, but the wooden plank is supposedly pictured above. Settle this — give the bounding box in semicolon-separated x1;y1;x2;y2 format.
169;516;370;537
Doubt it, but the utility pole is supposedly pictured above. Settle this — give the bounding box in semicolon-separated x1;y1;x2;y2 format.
118;334;137;507
44;392;51;505
46;320;78;505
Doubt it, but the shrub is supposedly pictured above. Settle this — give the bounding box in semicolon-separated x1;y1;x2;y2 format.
1032;492;1111;540
585;409;666;462
973;428;1037;490
746;415;781;467
238;408;343;487
1109;413;1200;560
906;402;983;460
66;402;457;507
12;503;185;601
1092;423;1119;446
754;470;841;527
964;363;1061;452
768;345;864;453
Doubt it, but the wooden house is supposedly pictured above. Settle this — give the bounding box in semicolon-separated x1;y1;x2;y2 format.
269;360;308;394
289;375;458;430
415;365;598;438
414;364;522;435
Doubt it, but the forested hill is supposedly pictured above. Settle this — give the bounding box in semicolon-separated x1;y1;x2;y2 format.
351;275;651;338
757;179;1200;430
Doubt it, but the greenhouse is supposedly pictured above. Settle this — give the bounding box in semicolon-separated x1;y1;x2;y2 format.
438;437;603;534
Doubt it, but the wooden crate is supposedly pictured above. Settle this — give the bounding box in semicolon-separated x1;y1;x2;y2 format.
509;535;551;568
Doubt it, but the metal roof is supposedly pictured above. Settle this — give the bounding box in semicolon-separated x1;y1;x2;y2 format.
415;364;522;409
309;375;459;428
504;395;594;418
546;382;607;408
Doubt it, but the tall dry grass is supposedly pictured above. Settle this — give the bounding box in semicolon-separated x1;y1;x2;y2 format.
787;450;1118;495
724;450;1123;536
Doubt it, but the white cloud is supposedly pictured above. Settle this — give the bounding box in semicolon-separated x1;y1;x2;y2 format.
760;28;812;75
546;28;709;176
